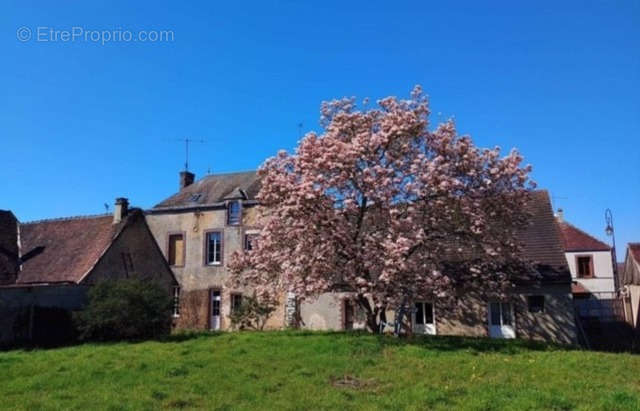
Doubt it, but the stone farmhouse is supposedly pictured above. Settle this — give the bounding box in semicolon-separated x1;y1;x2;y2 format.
148;170;577;344
0;200;178;345
145;170;285;330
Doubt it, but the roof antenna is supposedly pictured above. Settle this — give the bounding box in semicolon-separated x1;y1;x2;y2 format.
171;137;205;171
298;122;303;138
104;203;110;214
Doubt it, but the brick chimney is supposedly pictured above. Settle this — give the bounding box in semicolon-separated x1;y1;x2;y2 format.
180;171;195;190
0;210;19;285
113;198;129;224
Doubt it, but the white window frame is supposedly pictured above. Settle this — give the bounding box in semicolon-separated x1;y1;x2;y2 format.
205;231;222;266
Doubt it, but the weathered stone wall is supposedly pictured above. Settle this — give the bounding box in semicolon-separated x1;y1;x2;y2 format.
0;285;88;345
174;288;286;331
146;205;285;331
83;213;177;292
298;285;577;344
512;284;577;344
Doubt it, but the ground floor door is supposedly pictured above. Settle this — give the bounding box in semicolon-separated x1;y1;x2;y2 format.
488;302;515;339
413;302;436;335
210;290;221;330
344;300;354;330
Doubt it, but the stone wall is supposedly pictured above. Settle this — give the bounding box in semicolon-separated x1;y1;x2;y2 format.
83;213;177;292
0;285;88;345
146;205;282;331
297;284;578;344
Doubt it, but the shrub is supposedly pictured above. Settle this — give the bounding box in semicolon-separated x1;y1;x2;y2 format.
75;279;173;341
229;294;277;331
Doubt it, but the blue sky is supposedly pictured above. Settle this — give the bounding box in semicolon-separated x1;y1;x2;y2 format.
2;1;638;259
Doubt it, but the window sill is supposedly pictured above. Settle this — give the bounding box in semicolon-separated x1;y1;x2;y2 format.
206;263;222;267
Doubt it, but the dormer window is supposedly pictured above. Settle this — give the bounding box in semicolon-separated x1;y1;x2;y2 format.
227;201;241;225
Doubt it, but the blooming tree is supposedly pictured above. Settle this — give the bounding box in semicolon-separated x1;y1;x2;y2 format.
229;86;535;333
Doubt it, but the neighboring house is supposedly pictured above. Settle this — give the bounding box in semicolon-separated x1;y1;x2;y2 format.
145;170;285;331
0;199;178;345
621;243;640;328
299;190;577;344
555;212;616;300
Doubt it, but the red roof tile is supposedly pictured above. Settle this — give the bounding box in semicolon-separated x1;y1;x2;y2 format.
16;214;123;284
572;282;591;294
557;221;610;252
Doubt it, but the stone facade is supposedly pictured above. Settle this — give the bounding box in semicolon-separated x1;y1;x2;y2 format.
298;284;577;345
83;211;177;292
146;204;285;330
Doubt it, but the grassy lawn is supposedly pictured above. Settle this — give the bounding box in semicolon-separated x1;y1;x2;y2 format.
1;331;639;410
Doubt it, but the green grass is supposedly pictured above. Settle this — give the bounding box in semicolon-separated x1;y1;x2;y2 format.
1;331;639;410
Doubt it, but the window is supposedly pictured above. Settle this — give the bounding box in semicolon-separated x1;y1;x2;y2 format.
172;286;180;317
576;256;593;278
528;295;545;313
121;252;134;274
414;302;434;325
205;231;222;265
231;293;243;313
490;302;512;326
244;233;258;251
227;201;241;225
168;234;185;267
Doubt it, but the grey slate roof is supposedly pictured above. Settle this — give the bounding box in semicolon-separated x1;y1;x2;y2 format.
517;190;571;283
154;171;261;209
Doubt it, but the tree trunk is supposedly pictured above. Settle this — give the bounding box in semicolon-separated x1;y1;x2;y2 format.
366;311;379;334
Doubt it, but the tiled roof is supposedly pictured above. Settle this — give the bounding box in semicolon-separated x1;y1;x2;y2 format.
557;221;611;252
16;214;125;284
572;282;590;294
154;171;260;209
517;190;571;283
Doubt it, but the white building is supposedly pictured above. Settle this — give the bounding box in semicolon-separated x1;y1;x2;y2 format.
555;210;616;300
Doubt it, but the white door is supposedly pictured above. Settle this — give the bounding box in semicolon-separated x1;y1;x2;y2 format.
413;302;436;335
210;290;221;330
488;302;515;339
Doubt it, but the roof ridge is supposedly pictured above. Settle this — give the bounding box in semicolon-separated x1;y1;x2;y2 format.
22;213;112;225
199;169;257;180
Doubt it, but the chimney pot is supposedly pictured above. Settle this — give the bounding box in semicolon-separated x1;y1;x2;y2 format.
180;171;195;190
113;197;129;224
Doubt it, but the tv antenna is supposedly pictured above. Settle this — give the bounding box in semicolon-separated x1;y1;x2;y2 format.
171;137;205;171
